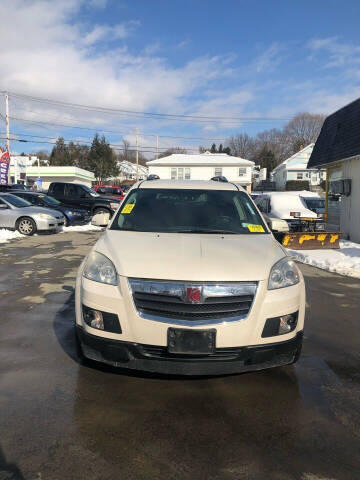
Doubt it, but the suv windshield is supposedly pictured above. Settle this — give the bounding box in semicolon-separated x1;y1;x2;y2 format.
110;188;268;234
2;194;32;208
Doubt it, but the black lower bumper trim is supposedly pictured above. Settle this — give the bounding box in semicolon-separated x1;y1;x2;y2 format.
76;326;303;375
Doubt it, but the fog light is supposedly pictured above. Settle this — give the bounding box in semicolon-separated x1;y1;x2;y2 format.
83;307;104;330
262;311;298;338
279;314;294;334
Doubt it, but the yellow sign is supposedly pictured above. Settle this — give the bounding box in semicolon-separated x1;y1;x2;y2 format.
248;224;265;233
121;203;135;214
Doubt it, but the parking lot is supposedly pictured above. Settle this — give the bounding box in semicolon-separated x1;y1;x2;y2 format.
0;230;360;480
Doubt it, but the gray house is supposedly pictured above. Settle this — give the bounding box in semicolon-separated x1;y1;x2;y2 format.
308;97;360;242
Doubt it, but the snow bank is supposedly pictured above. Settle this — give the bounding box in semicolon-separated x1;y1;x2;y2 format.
288;240;360;279
61;223;103;233
0;229;24;244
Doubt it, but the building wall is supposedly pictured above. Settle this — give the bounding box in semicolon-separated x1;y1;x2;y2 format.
340;157;360;242
26;175;93;189
148;165;252;185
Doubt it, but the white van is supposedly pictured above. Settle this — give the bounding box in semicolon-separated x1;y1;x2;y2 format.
75;179;305;375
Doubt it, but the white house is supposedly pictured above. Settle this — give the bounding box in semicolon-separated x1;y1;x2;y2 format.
147;151;254;192
271;144;326;190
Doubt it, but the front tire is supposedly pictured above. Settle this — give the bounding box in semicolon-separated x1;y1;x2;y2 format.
290;337;303;365
64;216;69;227
16;217;37;236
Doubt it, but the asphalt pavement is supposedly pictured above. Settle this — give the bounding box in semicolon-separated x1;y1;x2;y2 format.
0;231;359;480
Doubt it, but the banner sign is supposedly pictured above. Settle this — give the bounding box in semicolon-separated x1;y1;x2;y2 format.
0;147;10;185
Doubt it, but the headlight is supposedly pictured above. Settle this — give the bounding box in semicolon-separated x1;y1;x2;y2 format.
83;251;118;285
110;202;119;210
68;211;82;215
39;213;54;219
268;257;300;290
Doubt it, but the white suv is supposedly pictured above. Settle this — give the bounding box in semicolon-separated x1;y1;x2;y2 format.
75;179;305;375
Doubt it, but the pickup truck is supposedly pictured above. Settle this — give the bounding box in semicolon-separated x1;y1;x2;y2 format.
48;182;121;218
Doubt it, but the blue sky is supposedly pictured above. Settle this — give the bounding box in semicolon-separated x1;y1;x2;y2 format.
1;0;360;156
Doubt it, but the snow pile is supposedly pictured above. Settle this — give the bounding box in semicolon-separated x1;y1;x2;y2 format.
288;240;360;279
61;223;103;233
0;229;24;244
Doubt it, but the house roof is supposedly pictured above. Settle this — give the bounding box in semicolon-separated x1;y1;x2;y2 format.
146;151;254;166
308;97;360;168
271;144;315;174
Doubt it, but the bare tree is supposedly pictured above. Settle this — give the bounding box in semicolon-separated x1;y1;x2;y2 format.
283;113;326;154
158;147;187;159
227;133;256;159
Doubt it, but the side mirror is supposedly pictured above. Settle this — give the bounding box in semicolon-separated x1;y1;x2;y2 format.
267;218;289;233
0;204;8;209
92;212;110;227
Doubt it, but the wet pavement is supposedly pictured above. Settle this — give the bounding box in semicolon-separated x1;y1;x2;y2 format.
0;231;359;480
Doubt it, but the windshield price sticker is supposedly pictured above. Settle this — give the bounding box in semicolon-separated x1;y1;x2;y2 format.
121;203;135;214
248;224;265;233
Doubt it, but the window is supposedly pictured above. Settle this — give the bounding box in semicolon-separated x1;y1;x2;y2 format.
297;173;303;180
214;167;222;176
171;167;190;180
111;189;268;234
238;167;247;177
305;173;309;178
66;184;82;197
52;183;65;196
1;194;31;208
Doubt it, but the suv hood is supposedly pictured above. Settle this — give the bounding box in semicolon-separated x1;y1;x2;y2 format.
95;231;286;282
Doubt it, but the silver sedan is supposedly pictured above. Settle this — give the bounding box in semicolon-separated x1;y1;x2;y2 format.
0;193;65;235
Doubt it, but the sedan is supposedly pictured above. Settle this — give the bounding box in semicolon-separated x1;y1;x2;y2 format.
11;191;91;227
0;193;64;235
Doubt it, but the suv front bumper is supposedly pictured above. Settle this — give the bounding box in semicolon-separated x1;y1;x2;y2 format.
77;326;303;375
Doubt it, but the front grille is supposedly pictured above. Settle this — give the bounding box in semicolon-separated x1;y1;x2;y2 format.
132;290;255;321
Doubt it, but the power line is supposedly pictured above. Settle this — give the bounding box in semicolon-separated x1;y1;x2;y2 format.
10;115;233;143
8;131;198;152
0;136;198;154
3;90;293;123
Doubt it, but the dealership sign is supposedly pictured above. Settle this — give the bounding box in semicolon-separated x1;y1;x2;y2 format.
0;147;10;185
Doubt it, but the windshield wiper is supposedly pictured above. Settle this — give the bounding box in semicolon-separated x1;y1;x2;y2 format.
176;229;241;234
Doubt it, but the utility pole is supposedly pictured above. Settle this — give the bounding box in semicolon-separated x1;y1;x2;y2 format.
5;93;11;184
135;126;139;181
156;135;159;159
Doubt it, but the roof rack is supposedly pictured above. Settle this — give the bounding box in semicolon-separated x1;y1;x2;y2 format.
210;176;228;183
147;174;160;181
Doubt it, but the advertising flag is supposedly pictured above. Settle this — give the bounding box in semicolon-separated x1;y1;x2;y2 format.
0;147;10;185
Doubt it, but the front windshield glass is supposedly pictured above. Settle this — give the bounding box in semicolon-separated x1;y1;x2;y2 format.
42;195;60;206
2;194;32;208
82;185;99;197
110;188;268;234
302;198;325;211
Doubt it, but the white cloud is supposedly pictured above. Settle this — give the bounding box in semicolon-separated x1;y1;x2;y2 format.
0;0;240;128
251;43;284;73
308;36;360;68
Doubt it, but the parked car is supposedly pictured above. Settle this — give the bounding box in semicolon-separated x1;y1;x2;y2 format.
11;191;91;227
0;184;31;192
119;184;132;193
93;185;124;200
76;179;305;375
254;191;324;232
0;193;64;235
47;182;121;218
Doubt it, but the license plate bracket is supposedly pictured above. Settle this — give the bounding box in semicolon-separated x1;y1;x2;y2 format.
167;328;216;355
